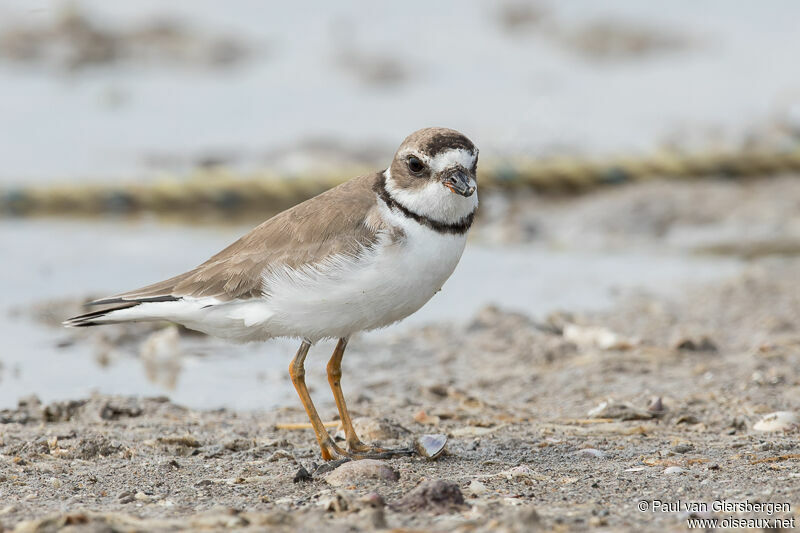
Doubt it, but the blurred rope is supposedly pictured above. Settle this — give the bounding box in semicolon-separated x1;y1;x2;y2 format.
2;148;799;220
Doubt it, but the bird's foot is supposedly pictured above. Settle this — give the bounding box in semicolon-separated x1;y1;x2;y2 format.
346;441;416;460
319;437;415;460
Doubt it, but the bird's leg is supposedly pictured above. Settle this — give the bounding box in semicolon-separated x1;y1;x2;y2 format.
289;340;348;461
326;338;369;452
327;338;415;459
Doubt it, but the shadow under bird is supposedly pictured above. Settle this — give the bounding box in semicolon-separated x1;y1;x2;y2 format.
65;127;479;460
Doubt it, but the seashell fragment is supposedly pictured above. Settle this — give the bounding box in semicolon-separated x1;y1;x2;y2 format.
415;434;447;459
753;411;798;432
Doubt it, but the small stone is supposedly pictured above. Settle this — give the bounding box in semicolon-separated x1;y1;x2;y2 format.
730;417;747;430
671;444;693;454
293;466;312;483
350;417;410;441
74;436;123;459
674;336;717;352
675;414;700;425
574;448;606;458
647;397;666;415
563;324;637;350
588;399;654;420
413;410;441;426
265;450;295;462
663;466;685;475
503;465;536;479
467;479;488;496
157;435;200;448
753;411;798;432
223;438;253;452
319;490;352;512
49;477;62;489
161;459;181;470
392;480;466;513
325;459;399;487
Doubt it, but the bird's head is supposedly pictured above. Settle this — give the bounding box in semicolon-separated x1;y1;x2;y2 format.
385;127;479;224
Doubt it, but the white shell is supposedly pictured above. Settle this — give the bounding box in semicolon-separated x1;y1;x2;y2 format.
753;411;799;432
415;434;447;459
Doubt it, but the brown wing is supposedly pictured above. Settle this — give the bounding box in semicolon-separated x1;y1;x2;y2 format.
91;173;384;304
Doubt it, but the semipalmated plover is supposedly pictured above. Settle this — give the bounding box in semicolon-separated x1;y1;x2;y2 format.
65;127;479;460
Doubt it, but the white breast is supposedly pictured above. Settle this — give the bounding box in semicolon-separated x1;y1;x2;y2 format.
247;210;467;342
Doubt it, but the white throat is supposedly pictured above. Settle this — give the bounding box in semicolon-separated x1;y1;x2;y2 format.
383;169;478;225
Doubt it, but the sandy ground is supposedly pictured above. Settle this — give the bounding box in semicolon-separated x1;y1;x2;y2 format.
2;177;800;531
2;192;800;531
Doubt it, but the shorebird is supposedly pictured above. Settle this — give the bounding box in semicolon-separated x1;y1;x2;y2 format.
65;127;478;460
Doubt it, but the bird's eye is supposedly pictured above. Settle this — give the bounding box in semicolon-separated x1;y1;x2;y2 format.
407;156;425;174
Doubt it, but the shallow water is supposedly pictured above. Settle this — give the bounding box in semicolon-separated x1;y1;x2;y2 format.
1;1;799;182
0;218;742;410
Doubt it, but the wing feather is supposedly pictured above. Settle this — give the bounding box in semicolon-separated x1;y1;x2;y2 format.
90;173;384;305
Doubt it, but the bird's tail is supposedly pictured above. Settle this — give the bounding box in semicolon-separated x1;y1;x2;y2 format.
63;302;142;327
63;291;182;328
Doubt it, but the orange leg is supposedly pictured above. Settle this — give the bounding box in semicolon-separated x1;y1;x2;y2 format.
326;338;415;458
289;341;347;461
326;338;371;452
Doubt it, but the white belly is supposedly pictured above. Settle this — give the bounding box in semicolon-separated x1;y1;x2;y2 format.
251;224;467;341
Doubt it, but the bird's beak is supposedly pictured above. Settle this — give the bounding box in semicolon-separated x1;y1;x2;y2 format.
443;170;476;197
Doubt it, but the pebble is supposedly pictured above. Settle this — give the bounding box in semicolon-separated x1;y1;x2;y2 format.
563;324;637;350
350;417;410;441
318;490;387;529
647;396;666;415
392;480;466;513
318;490;352;513
503;465;536;479
293;466;312;484
265;450;295;462
467;479;488;496
753;411;798;432
663;466;685;475
588;400;654;420
574;448;606;459
413;410;441;426
325;459;399;487
671;444;693;454
673;336;718;352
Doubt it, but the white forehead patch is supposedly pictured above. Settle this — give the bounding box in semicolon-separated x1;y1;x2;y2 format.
428;148;476;173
